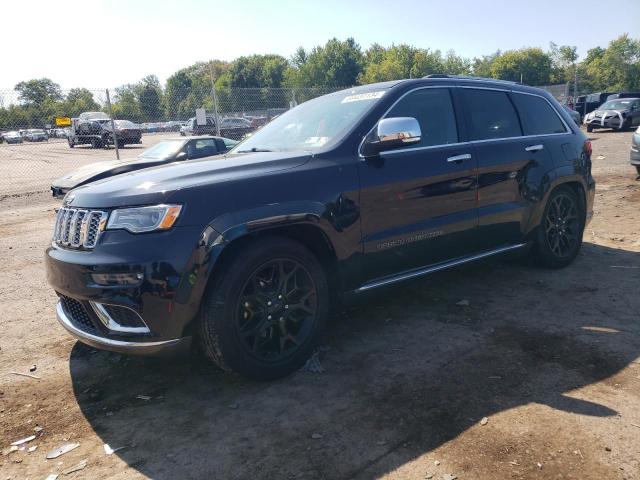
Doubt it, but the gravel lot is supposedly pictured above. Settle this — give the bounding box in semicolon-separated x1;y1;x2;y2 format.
0;134;176;198
0;129;639;480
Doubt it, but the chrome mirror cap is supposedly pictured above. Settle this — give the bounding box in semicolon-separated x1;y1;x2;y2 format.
361;117;421;157
377;117;422;145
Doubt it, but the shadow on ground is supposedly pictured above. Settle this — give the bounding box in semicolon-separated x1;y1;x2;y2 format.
69;242;640;479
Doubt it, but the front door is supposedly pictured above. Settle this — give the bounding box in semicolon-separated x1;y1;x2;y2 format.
358;87;478;283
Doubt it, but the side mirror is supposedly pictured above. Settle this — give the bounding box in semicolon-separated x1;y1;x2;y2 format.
361;117;421;157
175;151;188;161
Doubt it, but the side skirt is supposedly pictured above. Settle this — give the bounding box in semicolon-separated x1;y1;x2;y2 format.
354;243;528;293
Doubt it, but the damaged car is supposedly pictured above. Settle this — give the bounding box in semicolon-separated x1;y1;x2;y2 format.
584;97;640;132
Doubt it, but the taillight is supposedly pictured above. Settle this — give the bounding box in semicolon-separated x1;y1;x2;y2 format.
584;140;592;157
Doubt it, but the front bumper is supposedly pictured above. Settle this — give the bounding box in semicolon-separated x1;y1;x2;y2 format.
46;225;210;355
57;301;190;355
585;114;625;130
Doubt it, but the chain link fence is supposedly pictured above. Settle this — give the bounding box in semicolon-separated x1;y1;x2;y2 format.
0;87;342;199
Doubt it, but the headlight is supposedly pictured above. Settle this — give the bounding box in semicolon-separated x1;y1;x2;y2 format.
106;204;182;233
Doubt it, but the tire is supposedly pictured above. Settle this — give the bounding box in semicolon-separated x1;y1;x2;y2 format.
532;186;584;269
586;125;593;133
635;165;640;176
68;138;75;148
117;140;125;149
90;138;103;149
198;236;329;380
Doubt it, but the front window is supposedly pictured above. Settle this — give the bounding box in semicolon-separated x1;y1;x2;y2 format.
115;120;137;129
231;87;388;153
600;100;633;110
139;140;185;160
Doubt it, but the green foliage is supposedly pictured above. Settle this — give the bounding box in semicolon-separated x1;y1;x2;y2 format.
490;48;552;85
288;38;364;88
2;35;640;129
582;34;640;91
15;78;62;105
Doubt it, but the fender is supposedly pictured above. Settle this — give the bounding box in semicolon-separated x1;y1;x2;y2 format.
170;199;361;334
522;165;591;239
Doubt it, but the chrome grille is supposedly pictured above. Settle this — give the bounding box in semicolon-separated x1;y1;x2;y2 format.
52;207;107;249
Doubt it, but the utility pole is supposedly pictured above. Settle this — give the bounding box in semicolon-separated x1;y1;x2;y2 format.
209;62;221;136
105;89;120;160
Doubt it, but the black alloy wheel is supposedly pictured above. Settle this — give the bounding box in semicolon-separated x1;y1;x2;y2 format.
235;259;317;362
533;186;584;268
198;236;328;380
544;192;580;258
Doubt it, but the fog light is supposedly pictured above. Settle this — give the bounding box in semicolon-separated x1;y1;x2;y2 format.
90;272;143;286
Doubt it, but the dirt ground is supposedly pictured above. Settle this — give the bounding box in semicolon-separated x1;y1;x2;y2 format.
1;129;639;480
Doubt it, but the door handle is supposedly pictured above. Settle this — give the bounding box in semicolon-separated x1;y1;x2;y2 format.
525;144;544;152
446;153;472;163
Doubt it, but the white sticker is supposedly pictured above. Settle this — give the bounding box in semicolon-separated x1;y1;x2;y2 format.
341;91;386;103
304;136;330;147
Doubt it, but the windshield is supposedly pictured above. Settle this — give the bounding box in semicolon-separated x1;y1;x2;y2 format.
115;120;137;129
231;88;388;153
139;140;185;160
600;100;634;110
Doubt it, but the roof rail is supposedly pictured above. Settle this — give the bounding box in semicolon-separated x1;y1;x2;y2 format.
423;74;520;85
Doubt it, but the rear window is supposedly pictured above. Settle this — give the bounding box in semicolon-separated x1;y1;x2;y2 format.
512;93;567;135
460;89;522;141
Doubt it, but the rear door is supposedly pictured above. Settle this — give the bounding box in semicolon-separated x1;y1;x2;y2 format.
358;87;478;282
458;87;554;250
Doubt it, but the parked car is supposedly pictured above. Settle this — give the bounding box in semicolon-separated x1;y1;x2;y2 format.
2;131;23;144
46;76;594;380
181;115;255;140
583;98;640;132
631;126;640;177
104;120;143;147
562;105;581;126
180;119;193;136
51;136;237;198
580;92;615;116
68;116;142;148
24;129;49;142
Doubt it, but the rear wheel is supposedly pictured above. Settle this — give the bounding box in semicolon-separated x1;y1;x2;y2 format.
68;138;75;148
533;186;584;268
635;165;640;176
586;125;593;133
198;236;328;380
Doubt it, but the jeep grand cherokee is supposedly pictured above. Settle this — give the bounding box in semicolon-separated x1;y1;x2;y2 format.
46;75;595;380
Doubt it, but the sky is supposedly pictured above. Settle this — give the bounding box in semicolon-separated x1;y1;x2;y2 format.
2;0;639;91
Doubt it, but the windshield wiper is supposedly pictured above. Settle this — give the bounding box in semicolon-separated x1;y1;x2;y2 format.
236;147;275;153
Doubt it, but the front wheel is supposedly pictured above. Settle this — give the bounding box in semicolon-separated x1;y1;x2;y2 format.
586;125;594;133
533;186;584;269
68;138;75;148
198;236;329;380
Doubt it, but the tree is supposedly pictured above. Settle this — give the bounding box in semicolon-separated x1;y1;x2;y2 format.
292;38;364;87
137;75;163;121
582;34;640;91
63;88;100;117
549;42;578;85
111;85;142;121
490;48;552;85
14;78;62;106
228;54;288;88
165;70;192;119
472;51;501;78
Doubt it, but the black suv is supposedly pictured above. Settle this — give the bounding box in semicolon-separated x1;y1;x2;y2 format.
46;76;595;379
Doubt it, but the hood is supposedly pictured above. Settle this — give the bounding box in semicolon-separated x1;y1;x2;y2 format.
593;108;630;116
52;157;144;189
64;151;311;209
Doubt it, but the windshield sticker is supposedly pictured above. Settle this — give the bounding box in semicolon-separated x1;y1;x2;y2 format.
304;136;330;147
341;91;386;103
